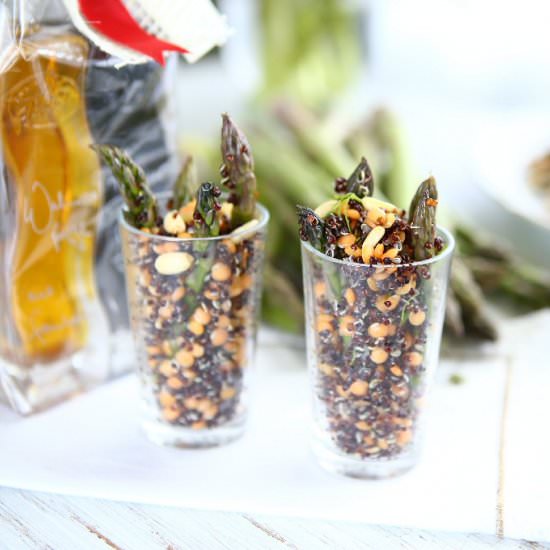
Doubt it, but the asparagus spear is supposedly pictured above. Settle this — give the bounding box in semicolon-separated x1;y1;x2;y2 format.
172;155;198;210
465;256;550;309
366;108;417;209
454;225;509;263
259;0;361;107
296;205;326;250
252;124;331;205
451;258;498;341
262;265;305;333
409;176;438;261
182;182;223;316
444;289;465;338
273;101;356;177
93;144;158;228
220;114;257;228
341;156;373;197
192;182;221;237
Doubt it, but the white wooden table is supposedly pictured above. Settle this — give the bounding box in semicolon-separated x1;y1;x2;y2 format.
0;487;546;549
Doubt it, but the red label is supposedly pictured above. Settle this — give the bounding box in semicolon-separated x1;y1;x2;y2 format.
78;0;189;64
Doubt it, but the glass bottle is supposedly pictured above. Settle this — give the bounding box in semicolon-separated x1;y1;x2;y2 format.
0;26;109;414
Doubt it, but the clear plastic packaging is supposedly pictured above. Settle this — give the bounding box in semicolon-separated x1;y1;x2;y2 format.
119;204;269;447
0;1;177;414
301;228;454;478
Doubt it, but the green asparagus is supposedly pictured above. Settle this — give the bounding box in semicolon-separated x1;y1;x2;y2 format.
409;176;438;261
192;182;221;237
220;113;257;228
297;205;326;251
93;144;158;228
343;157;374;198
450;258;498;341
172;155;198;210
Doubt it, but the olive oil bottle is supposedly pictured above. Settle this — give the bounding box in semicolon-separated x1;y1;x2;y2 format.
0;28;108;413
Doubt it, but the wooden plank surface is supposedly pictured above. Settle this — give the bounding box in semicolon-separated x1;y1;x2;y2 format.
0;487;547;549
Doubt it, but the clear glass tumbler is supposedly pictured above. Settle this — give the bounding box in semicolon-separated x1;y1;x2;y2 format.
120;205;268;447
301;228;455;478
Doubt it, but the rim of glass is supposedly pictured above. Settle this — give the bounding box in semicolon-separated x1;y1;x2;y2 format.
118;201;270;242
301;225;455;268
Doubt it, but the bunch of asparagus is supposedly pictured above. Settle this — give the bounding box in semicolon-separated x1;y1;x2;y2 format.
258;0;362;108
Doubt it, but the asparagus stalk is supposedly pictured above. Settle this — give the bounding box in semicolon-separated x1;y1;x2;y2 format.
262;265;305;333
366;109;417;208
465;256;550;309
444;289;465;338
342;156;374;197
454;225;509;263
93;144;158;228
252;128;331;206
273;101;356;177
409;176;438;261
456;225;550;308
192;182;221;237
220;114;257;228
258;0;361;107
183;182;222;315
172;155;198;210
451;258;498;341
297;205;326;250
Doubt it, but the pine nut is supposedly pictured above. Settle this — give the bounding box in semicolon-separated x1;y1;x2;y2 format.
390;365;403;377
404;351;423;367
155;252;194;275
212;263;232;281
188;320;204;336
376;294;400;312
361;196;399;213
383;213;396;228
159;360;177;377
220;385;237;400
193;307;211;325
409;309;426;326
175;349;194;368
337;234;356;248
339;315;355;336
159;391;176;407
179;200;196;223
211;328;229;346
163;210;186;234
374;243;385;259
345;288;356;306
349;380;368;396
344;208;361;220
368;322;388;338
366;207;386;226
162;407;180;421
370;347;389;364
314;281;326;298
191;343;205;358
171;287;186;301
319;363;334;375
167;376;184;390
